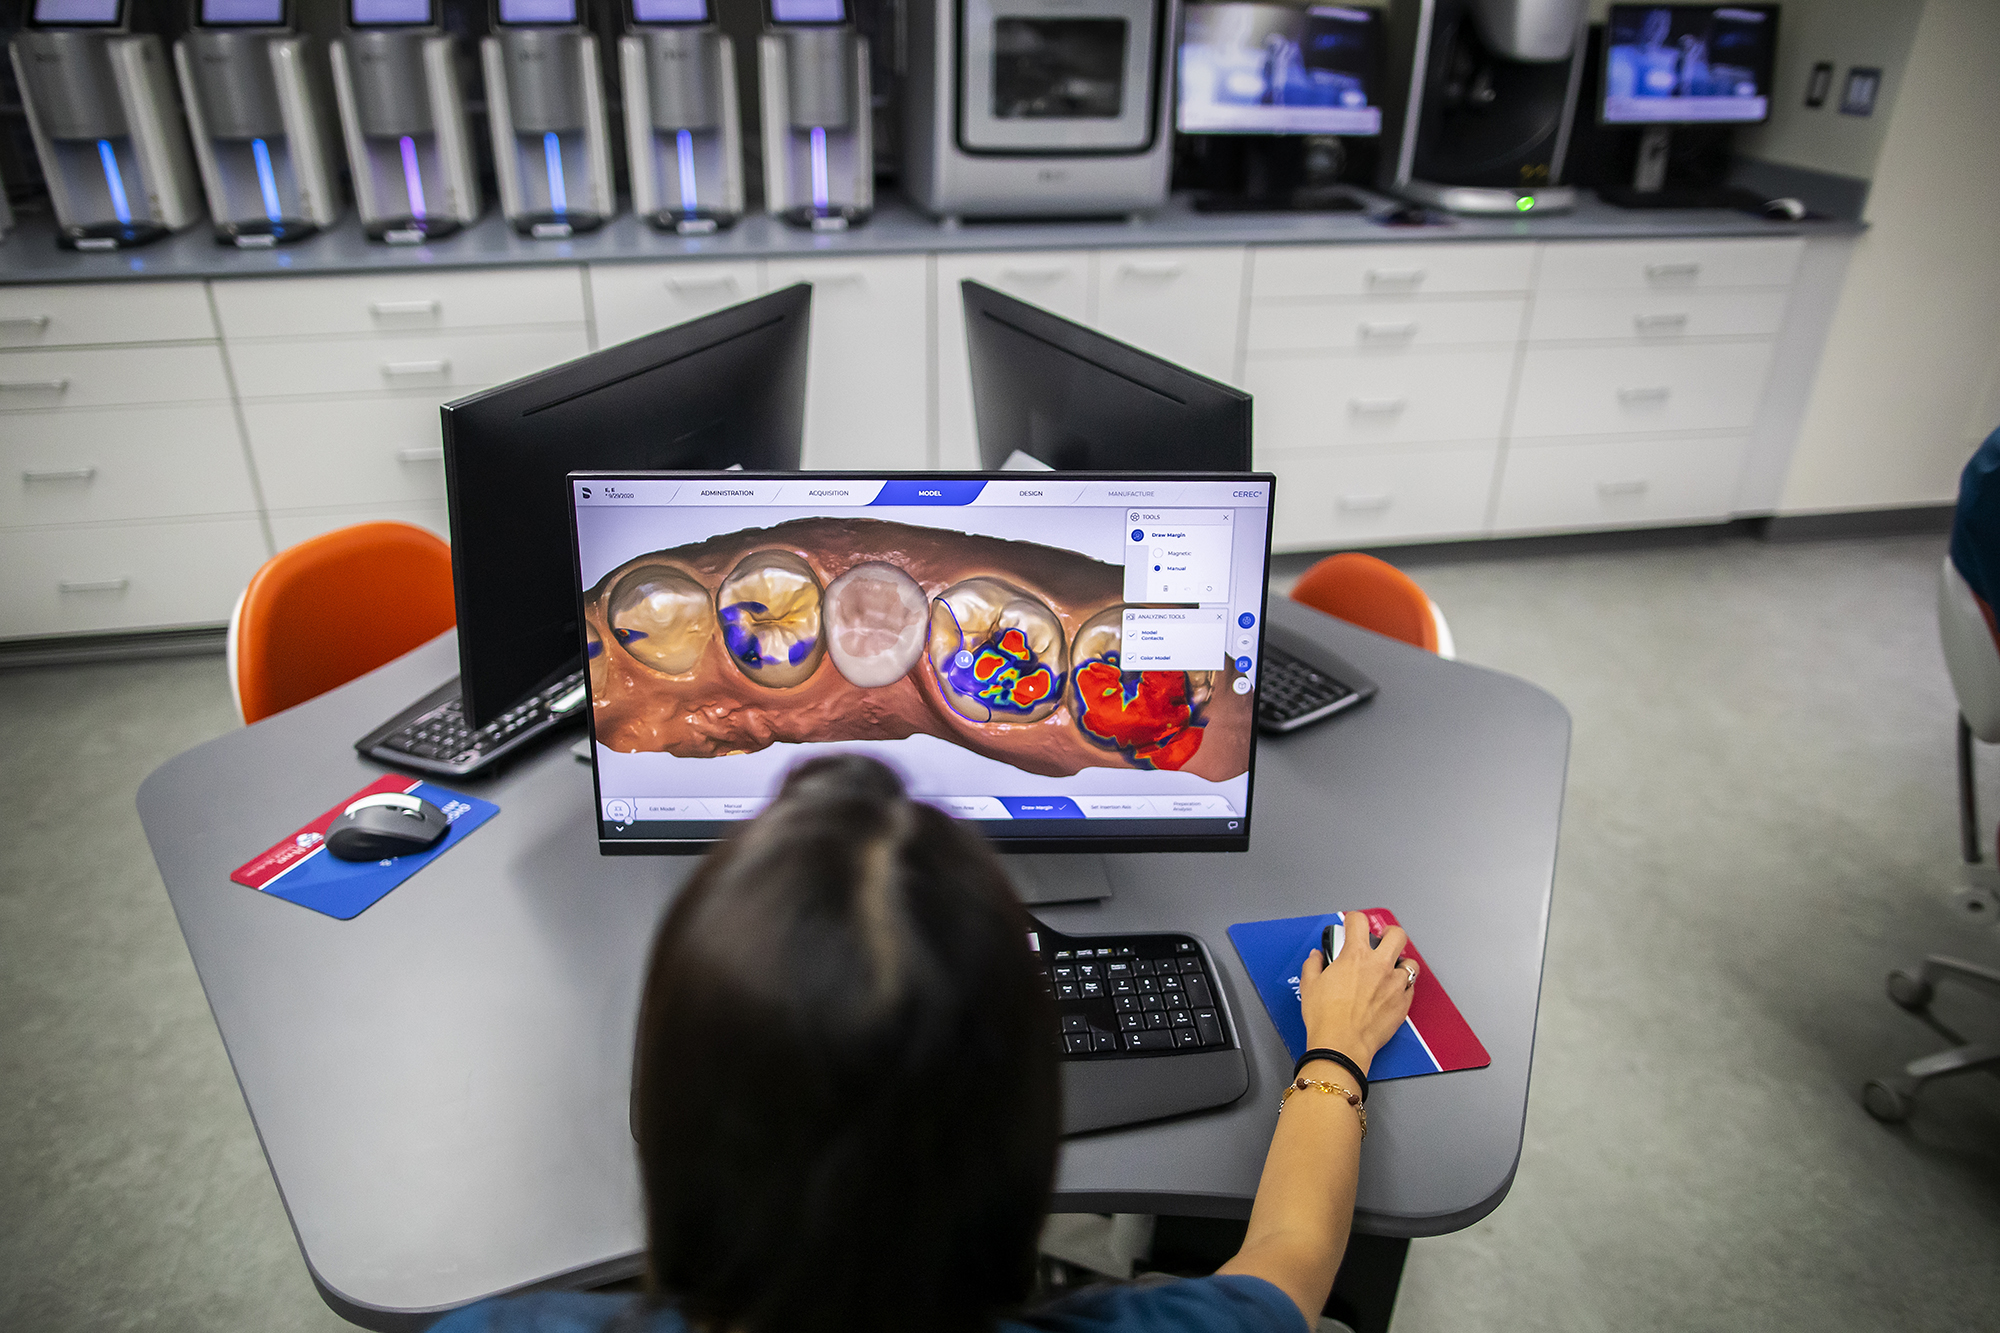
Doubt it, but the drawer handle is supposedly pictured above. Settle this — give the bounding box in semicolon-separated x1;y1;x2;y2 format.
1;315;52;332
1644;262;1700;282
1597;480;1650;498
23;466;97;483
59;577;129;594
1118;260;1184;279
1365;268;1426;288
1359;321;1418;342
1000;266;1070;283
370;299;441;319
1617;386;1671;403
1349;397;1408;415
666;274;739;293
1633;313;1689;333
0;379;70;394
396;446;445;463
1336;493;1393;512
382;360;451;379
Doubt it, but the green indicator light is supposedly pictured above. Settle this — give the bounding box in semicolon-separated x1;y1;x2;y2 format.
1516;196;1534;212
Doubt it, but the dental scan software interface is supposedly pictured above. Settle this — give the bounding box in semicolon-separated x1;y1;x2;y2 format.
573;474;1276;850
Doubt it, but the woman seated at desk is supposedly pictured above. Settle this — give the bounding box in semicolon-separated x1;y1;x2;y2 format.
437;756;1416;1333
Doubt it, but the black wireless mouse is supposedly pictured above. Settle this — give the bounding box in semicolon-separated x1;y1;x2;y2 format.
325;793;450;861
1322;921;1382;961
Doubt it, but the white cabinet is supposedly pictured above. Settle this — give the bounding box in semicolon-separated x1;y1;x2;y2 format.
763;255;930;472
0;344;233;409
1525;290;1789;343
2;405;257;528
0;518;269;637
1492;436;1750;533
1511;342;1777;438
1249;349;1516;453
1250;297;1526;353
1535;238;1803;292
211;268;588;338
240;396;454;511
934;250;1092;468
0;281;216;347
589;260;762;347
1251;242;1536;300
225;329;589;399
1268;446;1499;550
1091;247;1246;383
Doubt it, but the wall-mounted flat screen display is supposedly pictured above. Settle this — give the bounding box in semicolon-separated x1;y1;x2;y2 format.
30;0;123;24
632;0;709;21
1602;4;1779;124
201;0;285;23
1177;4;1381;136
349;0;434;25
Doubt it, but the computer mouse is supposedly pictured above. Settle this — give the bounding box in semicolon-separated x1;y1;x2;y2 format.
1322;922;1382;961
324;792;450;861
1379;204;1443;227
1762;197;1807;221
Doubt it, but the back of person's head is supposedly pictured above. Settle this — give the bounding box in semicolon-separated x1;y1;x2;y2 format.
633;755;1060;1333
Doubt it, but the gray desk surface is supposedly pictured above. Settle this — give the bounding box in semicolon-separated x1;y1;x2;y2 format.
4;189;1859;286
137;597;1569;1329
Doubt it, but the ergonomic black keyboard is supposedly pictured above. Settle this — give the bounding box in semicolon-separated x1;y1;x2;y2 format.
354;668;589;779
1255;640;1377;734
1030;920;1249;1134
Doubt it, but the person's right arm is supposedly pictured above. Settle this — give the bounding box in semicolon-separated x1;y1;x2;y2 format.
1216;912;1417;1327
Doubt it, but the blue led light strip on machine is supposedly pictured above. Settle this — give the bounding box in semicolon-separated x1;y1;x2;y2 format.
675;128;697;210
543;131;568;212
96;139;132;225
398;135;428;219
808;126;828;212
250;137;283;222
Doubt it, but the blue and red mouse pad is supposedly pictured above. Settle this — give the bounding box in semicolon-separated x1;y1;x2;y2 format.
230;774;498;921
1227;909;1489;1081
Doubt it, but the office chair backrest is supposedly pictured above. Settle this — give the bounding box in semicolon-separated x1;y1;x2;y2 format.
1939;555;2000;742
228;522;456;725
1289;552;1449;656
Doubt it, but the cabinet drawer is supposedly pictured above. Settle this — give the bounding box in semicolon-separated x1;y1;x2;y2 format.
763;255;929;471
1268;446;1497;550
242;397;457;511
589;261;762;348
1527;290;1790;343
0;281;215;347
267;502;449;552
227;329;589;399
1535;238;1803;293
1252;243;1535;301
2;404;257;527
0;517;269;638
1092;247;1247;383
1249;348;1514;451
212;268;588;339
0;344;231;410
1249;297;1525;353
935;250;1093;467
1511;342;1775;438
1492;436;1748;533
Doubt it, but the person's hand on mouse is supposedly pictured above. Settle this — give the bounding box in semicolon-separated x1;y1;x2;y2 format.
1300;911;1417;1074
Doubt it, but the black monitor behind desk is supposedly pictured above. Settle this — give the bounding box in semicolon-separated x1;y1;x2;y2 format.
137;597;1570;1330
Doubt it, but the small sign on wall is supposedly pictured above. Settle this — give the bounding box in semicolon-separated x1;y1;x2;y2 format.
1841;67;1883;117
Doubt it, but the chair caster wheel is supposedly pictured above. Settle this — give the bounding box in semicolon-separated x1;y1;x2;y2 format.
1863;1080;1911;1123
1886;969;1933;1011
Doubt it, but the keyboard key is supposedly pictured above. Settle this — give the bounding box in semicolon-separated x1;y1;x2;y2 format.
1174;1027;1201;1049
1052;966;1074;981
1078;963;1100;979
1106;962;1132;980
1178;958;1204;973
1194;1010;1225;1047
1114;996;1138;1013
1134;960;1156;976
1169;1009;1193;1027
1137;977;1159;995
1111;979;1135;996
1125;1030;1175;1052
1184;977;1213;1009
1140;994;1162;1011
1064;1032;1090;1054
1080;981;1103;999
1119;1013;1143;1032
1090;1030;1118;1053
1061;1014;1088;1033
1144;1011;1169;1030
1057;983;1078;999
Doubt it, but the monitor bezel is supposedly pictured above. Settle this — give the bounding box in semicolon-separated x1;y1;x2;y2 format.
570;468;1277;856
1173;1;1386;139
1597;3;1781;128
626;0;713;27
346;0;438;28
25;0;127;28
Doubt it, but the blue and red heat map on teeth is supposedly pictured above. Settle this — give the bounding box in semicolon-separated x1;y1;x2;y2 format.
1228;909;1490;1082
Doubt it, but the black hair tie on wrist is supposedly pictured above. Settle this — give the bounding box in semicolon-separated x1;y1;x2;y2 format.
1294;1048;1369;1102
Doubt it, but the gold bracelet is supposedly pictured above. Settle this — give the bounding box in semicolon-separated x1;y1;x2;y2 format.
1279;1076;1367;1139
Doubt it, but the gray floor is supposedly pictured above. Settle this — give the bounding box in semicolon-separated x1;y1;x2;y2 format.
3;531;1997;1332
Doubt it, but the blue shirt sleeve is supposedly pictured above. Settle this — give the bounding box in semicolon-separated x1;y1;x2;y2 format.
1950;424;2000;605
1015;1274;1306;1333
428;1291;679;1333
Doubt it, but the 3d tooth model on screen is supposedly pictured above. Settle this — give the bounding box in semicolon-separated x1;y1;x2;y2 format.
583;517;1253;782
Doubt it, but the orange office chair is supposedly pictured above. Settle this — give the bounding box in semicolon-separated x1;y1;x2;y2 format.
1288;552;1455;658
227;522;456;725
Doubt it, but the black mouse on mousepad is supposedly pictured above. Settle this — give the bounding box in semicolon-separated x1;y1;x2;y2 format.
325;793;450;861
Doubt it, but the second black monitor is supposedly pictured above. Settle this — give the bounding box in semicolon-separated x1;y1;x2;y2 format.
962;280;1252;473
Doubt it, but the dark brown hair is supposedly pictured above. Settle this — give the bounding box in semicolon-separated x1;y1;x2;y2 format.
633;755;1060;1333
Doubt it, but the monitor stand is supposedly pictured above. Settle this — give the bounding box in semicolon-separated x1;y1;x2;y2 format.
1006;854;1114;905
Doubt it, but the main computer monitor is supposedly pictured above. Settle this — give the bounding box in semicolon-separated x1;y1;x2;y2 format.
1176;3;1383;136
1601;4;1778;125
571;471;1275;855
442;285;811;728
962;281;1253;473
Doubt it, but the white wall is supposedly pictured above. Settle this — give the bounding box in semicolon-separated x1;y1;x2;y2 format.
1776;0;2000;514
1734;0;1925;181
